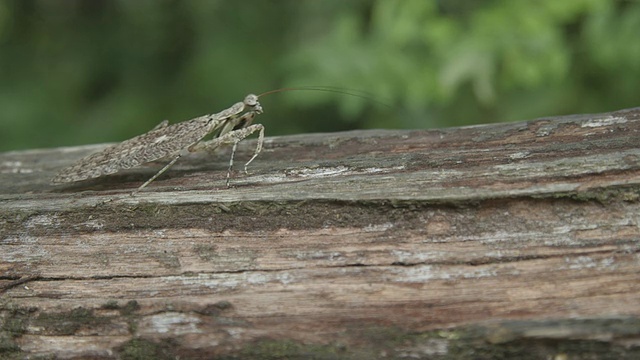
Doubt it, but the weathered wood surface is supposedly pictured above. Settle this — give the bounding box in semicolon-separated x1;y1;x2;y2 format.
1;107;640;359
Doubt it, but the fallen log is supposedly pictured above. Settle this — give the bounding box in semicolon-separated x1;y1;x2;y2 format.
1;107;640;359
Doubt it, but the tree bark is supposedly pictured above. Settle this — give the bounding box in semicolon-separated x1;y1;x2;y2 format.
1;107;640;359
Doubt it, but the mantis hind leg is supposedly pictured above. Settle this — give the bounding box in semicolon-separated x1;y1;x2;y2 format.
130;153;182;196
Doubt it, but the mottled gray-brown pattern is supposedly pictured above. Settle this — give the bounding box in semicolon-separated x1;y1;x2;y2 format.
51;96;260;184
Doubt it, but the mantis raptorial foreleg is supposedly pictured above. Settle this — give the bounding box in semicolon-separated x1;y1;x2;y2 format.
194;122;265;187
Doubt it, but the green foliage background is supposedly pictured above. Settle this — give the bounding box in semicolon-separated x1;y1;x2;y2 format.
1;0;639;151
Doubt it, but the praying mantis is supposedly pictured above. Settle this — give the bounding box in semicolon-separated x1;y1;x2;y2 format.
52;94;265;195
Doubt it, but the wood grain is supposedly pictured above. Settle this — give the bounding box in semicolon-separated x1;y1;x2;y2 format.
1;107;640;359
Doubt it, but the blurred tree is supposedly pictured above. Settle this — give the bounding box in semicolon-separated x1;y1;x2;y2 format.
283;0;640;128
0;0;638;151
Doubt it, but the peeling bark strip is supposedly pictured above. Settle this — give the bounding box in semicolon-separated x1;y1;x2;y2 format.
1;107;640;359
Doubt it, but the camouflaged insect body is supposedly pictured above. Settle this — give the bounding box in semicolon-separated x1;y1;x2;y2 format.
51;95;263;186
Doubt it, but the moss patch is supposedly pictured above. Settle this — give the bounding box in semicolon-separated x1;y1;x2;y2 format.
33;307;111;336
117;338;174;360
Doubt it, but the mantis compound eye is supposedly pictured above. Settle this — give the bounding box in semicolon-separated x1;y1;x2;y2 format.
244;94;258;107
244;94;263;114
